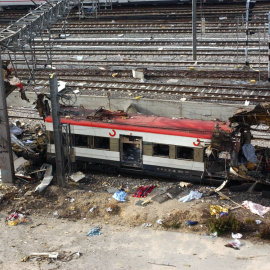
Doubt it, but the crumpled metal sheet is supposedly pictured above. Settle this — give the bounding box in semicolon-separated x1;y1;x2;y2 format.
229;102;270;126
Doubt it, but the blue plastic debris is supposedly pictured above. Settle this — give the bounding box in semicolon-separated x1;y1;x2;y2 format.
220;212;229;218
112;190;127;202
185;220;198;226
87;227;101;236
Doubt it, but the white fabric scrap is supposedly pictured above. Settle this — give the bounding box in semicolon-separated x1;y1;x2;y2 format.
228;239;242;249
179;191;203;202
242;200;270;217
232;233;242;239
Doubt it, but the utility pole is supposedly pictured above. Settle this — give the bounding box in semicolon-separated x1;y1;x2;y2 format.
192;0;197;61
49;73;65;187
0;53;15;184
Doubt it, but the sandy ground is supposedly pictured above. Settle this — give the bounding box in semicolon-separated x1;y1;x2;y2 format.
1;174;270;270
0;215;270;270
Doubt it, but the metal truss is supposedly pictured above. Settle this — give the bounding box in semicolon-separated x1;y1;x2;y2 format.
0;0;80;52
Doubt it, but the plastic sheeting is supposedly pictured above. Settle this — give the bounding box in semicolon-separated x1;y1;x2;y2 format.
242;144;258;163
179;191;203;202
242;200;270;216
112;190;127;202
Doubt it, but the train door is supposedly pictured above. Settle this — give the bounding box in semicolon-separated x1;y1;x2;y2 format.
120;135;142;169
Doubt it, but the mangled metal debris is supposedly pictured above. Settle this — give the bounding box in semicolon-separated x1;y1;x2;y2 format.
35;164;53;193
206;102;270;184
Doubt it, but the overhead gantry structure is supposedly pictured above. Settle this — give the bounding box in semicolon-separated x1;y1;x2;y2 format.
0;0;80;184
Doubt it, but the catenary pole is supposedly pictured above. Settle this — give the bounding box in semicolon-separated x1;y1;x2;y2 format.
0;53;15;184
49;73;65;187
192;0;197;61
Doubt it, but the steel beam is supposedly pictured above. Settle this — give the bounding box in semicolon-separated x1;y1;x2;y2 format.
0;53;15;184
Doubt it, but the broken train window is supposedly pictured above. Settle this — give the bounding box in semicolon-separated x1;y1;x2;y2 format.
176;146;194;160
73;134;89;147
153;144;169;157
94;136;110;149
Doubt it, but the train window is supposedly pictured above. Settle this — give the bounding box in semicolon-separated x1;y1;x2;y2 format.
176;146;194;160
94;136;110;149
153;144;169;157
73;134;88;147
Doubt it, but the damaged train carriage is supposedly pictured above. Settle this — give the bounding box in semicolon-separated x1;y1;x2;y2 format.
45;105;270;184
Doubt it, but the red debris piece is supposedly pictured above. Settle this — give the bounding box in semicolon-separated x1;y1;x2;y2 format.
133;185;155;198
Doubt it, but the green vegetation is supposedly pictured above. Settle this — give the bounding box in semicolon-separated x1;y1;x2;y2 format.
207;214;243;236
258;224;270;240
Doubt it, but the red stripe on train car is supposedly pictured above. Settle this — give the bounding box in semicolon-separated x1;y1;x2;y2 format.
45;116;231;139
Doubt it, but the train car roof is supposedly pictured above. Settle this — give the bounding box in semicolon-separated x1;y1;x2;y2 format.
45;107;231;139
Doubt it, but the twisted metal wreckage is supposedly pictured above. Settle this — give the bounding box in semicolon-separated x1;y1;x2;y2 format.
211;102;270;184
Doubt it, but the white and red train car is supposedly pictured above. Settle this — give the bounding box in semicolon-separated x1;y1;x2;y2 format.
45;107;233;183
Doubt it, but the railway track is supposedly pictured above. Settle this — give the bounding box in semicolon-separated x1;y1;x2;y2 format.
17;68;268;80
13;58;268;69
19;73;270;104
1;2;270;106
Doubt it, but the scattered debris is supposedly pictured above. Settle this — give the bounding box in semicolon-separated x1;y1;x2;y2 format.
232;233;242;239
89;207;96;212
179;191;202;202
142;223;152;227
179;182;193;188
242;201;270;216
70;171;85;182
112;190;127;202
157;219;163;225
30;252;59;259
35;164;53;193
225;234;243;250
210;205;229;216
87;227;101;236
6;212;29;226
210;232;218;238
133;185;155;198
185;220;198;226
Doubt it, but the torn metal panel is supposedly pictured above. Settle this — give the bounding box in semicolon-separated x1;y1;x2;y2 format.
35;164;53;193
229;102;270;126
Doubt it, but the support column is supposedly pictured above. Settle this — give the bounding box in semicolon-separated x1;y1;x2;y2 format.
49;73;66;187
0;53;15;184
192;0;197;61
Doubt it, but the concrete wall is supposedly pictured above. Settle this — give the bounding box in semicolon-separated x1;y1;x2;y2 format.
7;91;254;122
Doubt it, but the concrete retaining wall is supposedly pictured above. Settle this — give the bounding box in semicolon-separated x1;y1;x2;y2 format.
7;91;254;122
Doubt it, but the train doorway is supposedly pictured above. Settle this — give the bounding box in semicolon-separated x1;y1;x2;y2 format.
120;135;142;169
